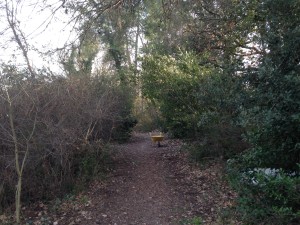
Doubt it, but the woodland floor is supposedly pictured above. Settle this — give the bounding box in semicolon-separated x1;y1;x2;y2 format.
1;133;238;225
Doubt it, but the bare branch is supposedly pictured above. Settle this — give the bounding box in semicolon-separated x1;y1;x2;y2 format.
5;0;36;78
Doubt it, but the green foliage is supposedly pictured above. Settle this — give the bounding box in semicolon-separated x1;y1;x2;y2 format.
141;52;229;138
133;97;164;132
62;22;100;78
141;0;300;223
142;0;193;55
239;0;300;170
224;1;300;224
228;162;300;225
77;142;113;183
179;216;203;225
1;0;298;223
141;52;246;168
186;125;248;163
111;84;137;142
112;115;137;142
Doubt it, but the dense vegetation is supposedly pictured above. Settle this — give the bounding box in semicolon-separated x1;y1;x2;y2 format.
139;0;300;224
0;67;136;216
0;0;299;224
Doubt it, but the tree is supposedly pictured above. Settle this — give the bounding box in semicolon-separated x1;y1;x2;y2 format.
1;1;38;222
2;87;37;224
0;67;39;223
4;0;36;78
240;0;300;171
226;1;300;223
62;23;100;77
63;0;143;82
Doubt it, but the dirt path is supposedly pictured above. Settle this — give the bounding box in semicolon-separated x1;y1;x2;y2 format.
84;133;185;225
17;133;237;225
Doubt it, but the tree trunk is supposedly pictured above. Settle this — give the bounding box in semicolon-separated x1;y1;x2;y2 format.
15;177;22;224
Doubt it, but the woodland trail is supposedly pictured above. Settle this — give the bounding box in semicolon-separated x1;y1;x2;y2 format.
21;133;236;225
81;133;187;225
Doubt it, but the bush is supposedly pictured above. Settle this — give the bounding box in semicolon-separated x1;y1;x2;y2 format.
226;1;300;223
228;162;300;225
187;125;248;163
77;141;112;180
141;52;204;138
0;70;135;211
133;97;164;132
141;52;241;139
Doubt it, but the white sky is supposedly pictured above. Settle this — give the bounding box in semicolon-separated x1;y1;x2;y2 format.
0;0;78;74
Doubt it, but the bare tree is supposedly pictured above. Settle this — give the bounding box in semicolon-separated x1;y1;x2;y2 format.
4;0;36;78
0;82;37;223
0;72;135;223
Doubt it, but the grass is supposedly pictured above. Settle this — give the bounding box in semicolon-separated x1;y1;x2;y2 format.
179;216;203;225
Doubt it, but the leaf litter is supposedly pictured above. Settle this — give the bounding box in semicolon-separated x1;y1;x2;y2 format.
1;133;239;225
